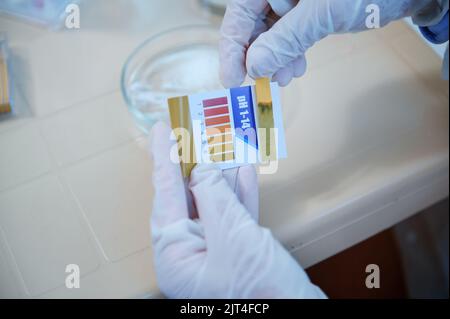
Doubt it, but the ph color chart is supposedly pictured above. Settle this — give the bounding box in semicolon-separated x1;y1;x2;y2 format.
168;79;287;177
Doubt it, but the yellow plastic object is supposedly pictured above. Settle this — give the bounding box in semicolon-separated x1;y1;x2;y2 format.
255;78;276;161
167;95;197;178
0;52;11;114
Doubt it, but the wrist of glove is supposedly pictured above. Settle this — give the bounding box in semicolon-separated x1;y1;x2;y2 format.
150;122;325;298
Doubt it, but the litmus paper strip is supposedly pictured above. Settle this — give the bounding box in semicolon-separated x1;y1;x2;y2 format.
167;95;197;178
0;44;11;114
255;77;276;161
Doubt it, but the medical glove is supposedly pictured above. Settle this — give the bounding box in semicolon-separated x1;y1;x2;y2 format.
220;0;438;87
150;122;326;298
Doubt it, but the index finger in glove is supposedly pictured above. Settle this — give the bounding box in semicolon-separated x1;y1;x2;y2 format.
220;0;269;88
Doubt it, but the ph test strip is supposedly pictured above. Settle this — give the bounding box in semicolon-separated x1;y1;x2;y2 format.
167;79;287;177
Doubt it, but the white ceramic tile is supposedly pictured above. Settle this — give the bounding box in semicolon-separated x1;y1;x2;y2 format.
261;41;443;194
0;233;24;298
306;33;354;71
40;91;142;166
390;32;449;99
11;0;209;116
0;17;47;46
305;21;409;73
41;248;157;299
0;116;32;134
64;138;153;262
20;32;135;116
0;124;52;191
0;175;101;296
373;20;413;43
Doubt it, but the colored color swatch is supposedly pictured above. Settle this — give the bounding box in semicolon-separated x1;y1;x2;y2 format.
202;96;235;162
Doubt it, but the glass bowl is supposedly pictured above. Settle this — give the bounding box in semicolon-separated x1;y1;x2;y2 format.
197;0;227;15
121;24;222;134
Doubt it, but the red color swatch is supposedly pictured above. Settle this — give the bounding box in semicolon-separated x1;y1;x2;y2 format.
204;106;229;117
203;97;228;108
205;115;230;127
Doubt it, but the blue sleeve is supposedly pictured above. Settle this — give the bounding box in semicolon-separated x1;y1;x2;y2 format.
419;10;449;44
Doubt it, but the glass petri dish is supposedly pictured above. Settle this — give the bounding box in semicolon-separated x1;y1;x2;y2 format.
121;25;223;134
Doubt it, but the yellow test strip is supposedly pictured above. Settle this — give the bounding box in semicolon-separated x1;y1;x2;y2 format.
168;96;197;178
255;78;276;161
0;53;11;114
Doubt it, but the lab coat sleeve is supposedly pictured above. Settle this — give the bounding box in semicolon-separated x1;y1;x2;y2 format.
412;0;449;79
412;0;448;26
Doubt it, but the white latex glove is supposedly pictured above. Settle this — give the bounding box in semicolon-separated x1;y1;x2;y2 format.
220;0;433;87
150;122;326;298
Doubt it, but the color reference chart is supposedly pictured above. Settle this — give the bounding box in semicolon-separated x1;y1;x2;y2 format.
202;96;235;163
167;80;287;177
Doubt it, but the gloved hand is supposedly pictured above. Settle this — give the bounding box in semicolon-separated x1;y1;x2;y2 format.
150;121;326;298
220;0;433;87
